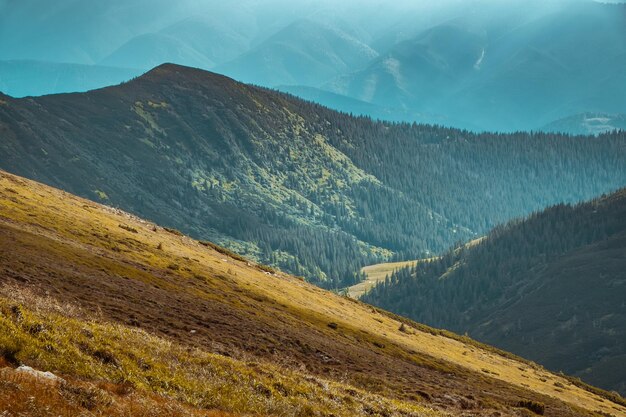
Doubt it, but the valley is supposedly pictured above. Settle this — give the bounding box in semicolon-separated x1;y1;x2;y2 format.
1;1;625;416
365;190;626;396
1;170;625;416
350;238;485;298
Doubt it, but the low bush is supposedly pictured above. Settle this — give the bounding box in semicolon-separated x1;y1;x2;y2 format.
118;224;138;234
516;400;545;415
198;241;247;262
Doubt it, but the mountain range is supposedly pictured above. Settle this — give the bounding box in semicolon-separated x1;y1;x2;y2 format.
1;1;625;415
1;0;625;132
364;189;626;395
1;64;625;289
0;60;140;98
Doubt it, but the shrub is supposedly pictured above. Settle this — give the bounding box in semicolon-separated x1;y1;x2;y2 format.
398;323;413;334
0;335;23;365
164;227;183;236
118;224;138;233
257;264;277;274
198;241;247;262
516;400;545;415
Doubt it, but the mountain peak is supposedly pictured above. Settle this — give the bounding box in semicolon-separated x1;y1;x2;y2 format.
140;63;238;86
141;62;219;78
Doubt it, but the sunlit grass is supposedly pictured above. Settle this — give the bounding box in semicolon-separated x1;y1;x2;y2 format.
0;286;441;417
0;170;625;417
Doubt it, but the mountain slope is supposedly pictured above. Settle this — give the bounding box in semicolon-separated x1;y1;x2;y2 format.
1;170;625;416
364;189;626;395
1;64;626;288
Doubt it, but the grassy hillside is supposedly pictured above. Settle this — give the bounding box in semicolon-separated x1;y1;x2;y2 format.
364;189;626;396
1;64;626;289
1;170;625;416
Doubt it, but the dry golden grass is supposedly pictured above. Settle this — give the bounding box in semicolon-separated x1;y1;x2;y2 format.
0;287;441;417
0;170;624;417
349;260;422;298
0;367;234;417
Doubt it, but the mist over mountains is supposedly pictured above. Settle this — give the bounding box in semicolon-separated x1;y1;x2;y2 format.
1;0;625;133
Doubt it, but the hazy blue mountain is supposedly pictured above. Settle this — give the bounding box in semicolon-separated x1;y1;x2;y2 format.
327;1;626;131
0;0;193;64
2;0;624;130
0;60;141;98
216;19;378;87
100;33;215;70
101;16;256;70
327;23;487;108
160;18;251;66
542;113;626;136
277;85;481;130
444;2;626;131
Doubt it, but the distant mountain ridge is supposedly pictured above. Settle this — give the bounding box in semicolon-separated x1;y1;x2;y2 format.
1;1;624;132
326;2;626;131
216;19;378;87
364;188;626;395
1;64;626;288
0;60;140;98
542;113;626;135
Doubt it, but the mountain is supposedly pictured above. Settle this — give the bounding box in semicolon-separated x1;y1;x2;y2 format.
99;33;216;70
0;0;194;64
216;19;379;87
100;17;253;70
542;113;626;136
159;17;251;66
1;64;626;289
0;60;141;98
328;1;626;131
1;170;625;417
328;23;487;108
3;1;624;132
363;189;626;395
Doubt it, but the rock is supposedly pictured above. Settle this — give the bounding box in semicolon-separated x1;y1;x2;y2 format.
16;365;65;383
